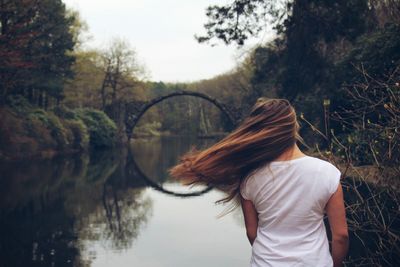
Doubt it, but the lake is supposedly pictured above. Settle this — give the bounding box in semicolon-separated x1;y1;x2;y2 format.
0;136;398;266
0;136;251;267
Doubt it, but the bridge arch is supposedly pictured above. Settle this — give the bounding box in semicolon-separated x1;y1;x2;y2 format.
121;90;239;196
125;90;238;138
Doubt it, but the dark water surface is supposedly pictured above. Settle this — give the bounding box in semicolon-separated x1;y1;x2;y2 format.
0;137;250;267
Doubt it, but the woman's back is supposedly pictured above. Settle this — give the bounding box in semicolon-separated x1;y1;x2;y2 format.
169;99;348;266
240;155;341;267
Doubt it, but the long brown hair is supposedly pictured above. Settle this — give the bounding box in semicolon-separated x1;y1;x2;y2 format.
168;98;302;206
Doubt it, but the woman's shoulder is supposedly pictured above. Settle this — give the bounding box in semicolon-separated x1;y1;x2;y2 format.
302;156;342;192
272;155;342;181
278;154;335;167
303;155;341;173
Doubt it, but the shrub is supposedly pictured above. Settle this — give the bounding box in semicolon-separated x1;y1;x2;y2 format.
63;119;89;150
52;106;90;150
1;97;118;159
24;113;56;149
5;95;33;114
28;109;69;149
52;106;79;120
0;107;41;159
332;68;400;167
75;108;117;148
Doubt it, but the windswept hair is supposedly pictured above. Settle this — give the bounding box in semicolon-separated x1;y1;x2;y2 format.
168;98;302;207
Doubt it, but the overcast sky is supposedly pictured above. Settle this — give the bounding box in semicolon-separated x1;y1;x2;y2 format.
63;0;273;83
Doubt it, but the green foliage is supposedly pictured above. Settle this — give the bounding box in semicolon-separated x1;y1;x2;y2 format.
1;95;120;159
50;106;90;150
0;0;76;102
5;95;34;114
0;97;95;159
64;119;89;150
337;24;400;84
52;105;79;120
28;110;68;149
62;50;104;109
75;108;117;148
196;0;386;101
195;1;273;45
194;0;400;150
249;45;283;101
0;107;39;159
197;0;373;46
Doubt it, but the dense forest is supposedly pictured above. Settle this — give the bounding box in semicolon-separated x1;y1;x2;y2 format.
192;0;400;165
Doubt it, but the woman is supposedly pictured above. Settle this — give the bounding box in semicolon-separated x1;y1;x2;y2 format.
169;98;348;267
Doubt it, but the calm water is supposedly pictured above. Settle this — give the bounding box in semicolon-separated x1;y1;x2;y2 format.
0;136;251;267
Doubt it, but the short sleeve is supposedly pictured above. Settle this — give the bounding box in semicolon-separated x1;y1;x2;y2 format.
328;165;342;195
240;176;253;201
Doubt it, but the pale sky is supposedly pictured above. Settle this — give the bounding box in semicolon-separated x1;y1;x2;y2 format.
63;0;273;82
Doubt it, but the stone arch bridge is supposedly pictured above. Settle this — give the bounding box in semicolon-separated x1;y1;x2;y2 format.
105;90;244;140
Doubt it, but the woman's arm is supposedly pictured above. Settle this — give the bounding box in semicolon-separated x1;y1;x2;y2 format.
241;195;258;245
326;183;349;267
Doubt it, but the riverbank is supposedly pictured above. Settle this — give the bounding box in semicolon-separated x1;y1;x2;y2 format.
0;96;119;161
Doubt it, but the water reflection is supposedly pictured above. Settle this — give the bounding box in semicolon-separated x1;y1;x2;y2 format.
0;148;151;266
0;136;236;267
130;136;216;194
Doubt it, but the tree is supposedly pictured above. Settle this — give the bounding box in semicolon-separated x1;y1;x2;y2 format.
195;0;400;146
282;0;374;98
66;8;91;50
63;50;104;109
195;0;284;46
0;0;35;103
196;0;396;46
198;0;374;96
0;0;76;107
99;38;143;109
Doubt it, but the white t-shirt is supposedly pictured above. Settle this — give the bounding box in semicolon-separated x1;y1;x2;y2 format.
240;155;341;267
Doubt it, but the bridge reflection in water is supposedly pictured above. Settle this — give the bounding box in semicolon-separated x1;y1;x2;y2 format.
129;137;214;197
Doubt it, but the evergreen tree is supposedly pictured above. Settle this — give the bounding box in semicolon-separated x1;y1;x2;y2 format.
0;0;76;107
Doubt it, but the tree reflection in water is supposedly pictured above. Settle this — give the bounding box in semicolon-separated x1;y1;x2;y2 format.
103;184;152;250
0;148;153;267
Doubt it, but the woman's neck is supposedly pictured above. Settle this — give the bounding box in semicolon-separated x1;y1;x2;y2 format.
275;144;306;161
